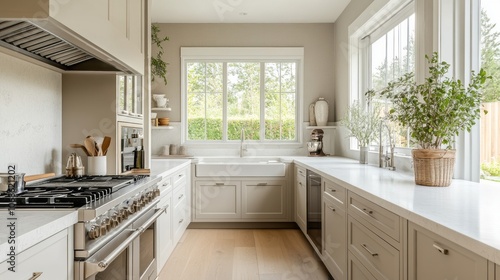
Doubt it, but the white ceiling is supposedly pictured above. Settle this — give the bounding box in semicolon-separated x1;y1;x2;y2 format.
151;0;351;23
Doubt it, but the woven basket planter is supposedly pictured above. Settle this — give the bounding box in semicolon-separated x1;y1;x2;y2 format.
412;149;456;187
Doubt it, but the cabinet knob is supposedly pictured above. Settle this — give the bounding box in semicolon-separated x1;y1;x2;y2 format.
328;206;336;212
362;208;373;215
29;272;43;280
433;243;449;255
361;243;378;257
329;188;336;192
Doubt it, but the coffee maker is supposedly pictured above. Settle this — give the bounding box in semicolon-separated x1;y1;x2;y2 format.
307;129;326;156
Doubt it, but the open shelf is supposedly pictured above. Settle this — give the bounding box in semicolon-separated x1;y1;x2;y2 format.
306;126;336;130
152;107;172;111
152;126;174;130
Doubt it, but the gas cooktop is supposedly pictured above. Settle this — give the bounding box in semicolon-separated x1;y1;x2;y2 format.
0;175;148;208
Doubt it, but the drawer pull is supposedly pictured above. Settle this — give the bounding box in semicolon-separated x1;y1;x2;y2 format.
433;243;449;255
178;174;183;178
257;183;268;186
215;182;225;186
362;208;373;215
328;206;336;212
178;219;184;224
29;272;43;280
178;194;184;200
329;188;336;193
361;243;378;257
298;182;302;186
162;183;169;187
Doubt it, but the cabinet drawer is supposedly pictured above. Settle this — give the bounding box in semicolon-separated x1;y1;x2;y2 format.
323;178;346;206
348;216;400;280
173;169;187;189
157;176;172;193
408;222;488;280
296;166;306;179
348;253;377;280
173;184;186;209
348;192;400;242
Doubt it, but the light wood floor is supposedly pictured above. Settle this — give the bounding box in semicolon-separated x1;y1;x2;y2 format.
158;229;331;280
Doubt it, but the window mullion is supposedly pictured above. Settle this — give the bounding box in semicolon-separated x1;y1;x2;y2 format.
259;62;266;141
223;62;228;142
204;63;208;140
279;63;283;140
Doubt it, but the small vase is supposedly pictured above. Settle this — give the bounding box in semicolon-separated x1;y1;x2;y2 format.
359;146;368;164
309;103;317;126
314;97;329;126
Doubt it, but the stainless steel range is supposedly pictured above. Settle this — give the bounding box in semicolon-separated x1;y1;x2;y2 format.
0;174;163;280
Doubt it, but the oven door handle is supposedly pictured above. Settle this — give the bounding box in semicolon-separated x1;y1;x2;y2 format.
84;205;168;278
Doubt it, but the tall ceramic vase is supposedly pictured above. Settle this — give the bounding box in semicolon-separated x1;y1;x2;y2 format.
314;97;329;126
359;146;369;164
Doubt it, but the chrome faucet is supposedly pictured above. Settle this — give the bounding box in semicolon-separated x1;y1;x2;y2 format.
379;120;396;171
240;128;247;157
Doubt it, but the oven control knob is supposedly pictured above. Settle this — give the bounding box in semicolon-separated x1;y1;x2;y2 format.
88;225;101;239
102;218;112;231
154;189;161;198
100;224;108;236
121;208;129;219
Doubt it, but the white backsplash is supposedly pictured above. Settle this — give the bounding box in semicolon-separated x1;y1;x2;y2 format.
0;52;62;175
151;122;336;157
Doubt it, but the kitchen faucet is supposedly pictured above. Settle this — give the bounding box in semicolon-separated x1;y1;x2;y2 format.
379;119;396;171
240;128;247;157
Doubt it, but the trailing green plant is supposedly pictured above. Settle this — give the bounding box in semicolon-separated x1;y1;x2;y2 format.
366;52;490;149
340;99;382;147
151;24;169;85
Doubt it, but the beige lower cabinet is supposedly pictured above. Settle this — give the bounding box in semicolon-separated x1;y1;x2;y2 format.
497;264;500;280
242;180;287;219
194;180;241;220
0;229;72;279
408;222;488;280
295;166;307;233
349;252;377;280
323;195;347;280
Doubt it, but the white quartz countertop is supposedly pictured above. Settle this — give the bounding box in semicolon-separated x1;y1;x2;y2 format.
0;209;78;263
293;156;500;264
150;159;191;178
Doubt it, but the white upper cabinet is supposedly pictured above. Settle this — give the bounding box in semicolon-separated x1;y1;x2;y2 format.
0;0;145;74
51;0;145;74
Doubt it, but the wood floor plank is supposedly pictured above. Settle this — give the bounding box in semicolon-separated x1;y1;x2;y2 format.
254;229;289;276
232;247;260;280
158;228;330;280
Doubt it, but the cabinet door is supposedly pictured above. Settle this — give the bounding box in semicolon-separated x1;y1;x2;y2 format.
156;192;173;272
0;229;69;279
348;253;377;280
324;197;347;280
408;222;488;280
195;181;241;220
242;180;287;220
296;167;307;233
497;264;500;280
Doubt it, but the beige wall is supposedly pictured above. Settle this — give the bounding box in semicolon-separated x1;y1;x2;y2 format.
152;23;336;122
333;0;373;158
0;51;62;175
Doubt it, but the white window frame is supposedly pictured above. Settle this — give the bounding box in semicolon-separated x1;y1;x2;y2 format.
349;0;415;155
180;47;304;146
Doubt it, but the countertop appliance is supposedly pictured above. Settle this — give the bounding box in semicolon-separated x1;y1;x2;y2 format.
0;174;163;280
306;170;322;253
307;129;326;156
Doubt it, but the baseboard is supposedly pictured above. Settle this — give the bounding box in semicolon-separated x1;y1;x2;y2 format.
187;222;299;229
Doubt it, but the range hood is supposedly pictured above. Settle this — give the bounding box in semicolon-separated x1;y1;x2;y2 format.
0;20;133;73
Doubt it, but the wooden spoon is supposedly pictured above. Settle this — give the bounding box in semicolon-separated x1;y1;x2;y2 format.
70;144;91;156
84;137;96;156
101;136;111;156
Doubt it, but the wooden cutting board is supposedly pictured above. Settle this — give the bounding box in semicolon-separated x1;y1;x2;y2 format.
25;173;56;182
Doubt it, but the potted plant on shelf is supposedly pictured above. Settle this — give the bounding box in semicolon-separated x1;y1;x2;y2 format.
340;99;381;164
367;52;489;186
151;24;169;85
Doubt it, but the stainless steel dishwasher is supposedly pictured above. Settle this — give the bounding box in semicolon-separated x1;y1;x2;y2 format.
306;170;322;252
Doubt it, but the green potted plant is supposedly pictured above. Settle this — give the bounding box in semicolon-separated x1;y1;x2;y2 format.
340;99;382;164
151;24;169;85
367;52;489;186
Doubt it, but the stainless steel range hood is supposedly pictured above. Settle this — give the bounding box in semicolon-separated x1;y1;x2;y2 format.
0;19;134;73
